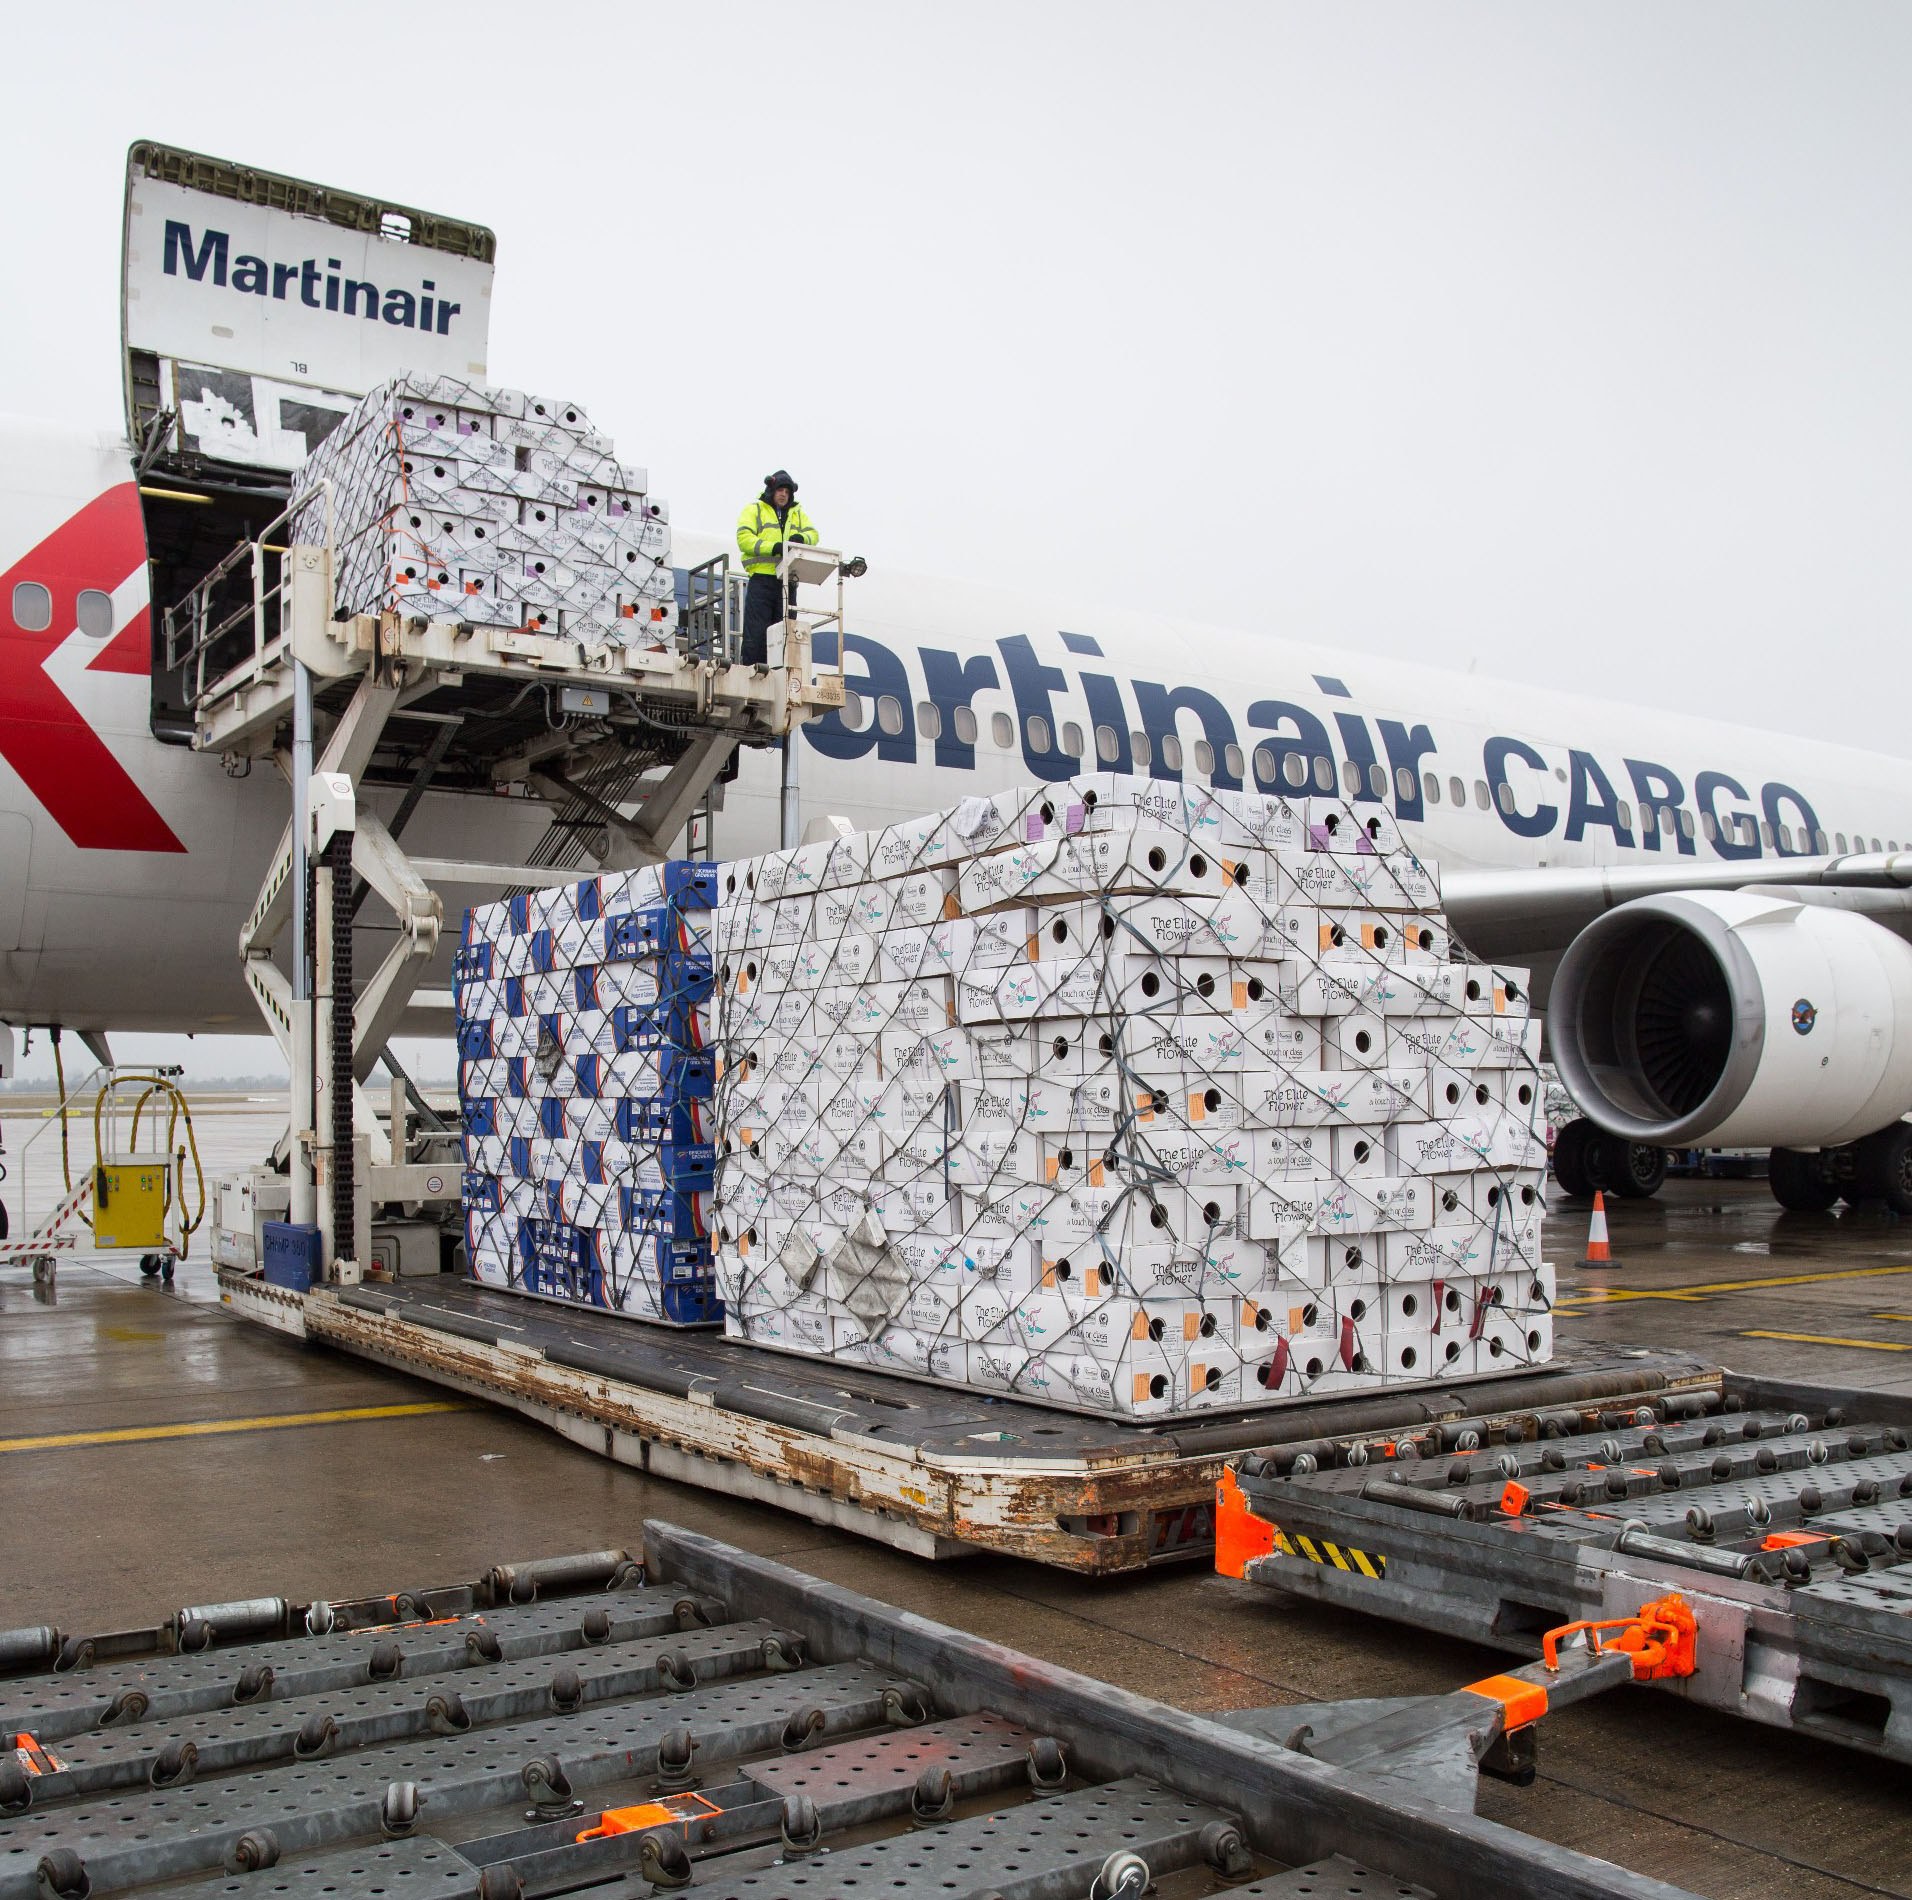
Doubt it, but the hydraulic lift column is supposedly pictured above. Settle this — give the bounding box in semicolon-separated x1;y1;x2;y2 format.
288;663;316;1230
308;771;358;1277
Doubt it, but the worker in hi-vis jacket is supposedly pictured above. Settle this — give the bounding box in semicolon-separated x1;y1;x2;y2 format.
736;469;817;664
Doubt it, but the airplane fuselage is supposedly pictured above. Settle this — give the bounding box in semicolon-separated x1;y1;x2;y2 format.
3;420;1907;1034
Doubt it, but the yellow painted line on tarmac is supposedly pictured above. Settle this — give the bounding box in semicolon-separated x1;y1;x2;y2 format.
1557;1263;1912;1309
0;1400;473;1455
1741;1330;1912;1354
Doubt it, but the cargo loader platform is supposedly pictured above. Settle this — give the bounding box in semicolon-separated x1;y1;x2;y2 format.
0;1527;1716;1900
220;1267;1720;1571
1220;1370;1912;1764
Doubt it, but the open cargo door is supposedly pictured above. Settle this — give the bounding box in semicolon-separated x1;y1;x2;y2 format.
122;142;495;477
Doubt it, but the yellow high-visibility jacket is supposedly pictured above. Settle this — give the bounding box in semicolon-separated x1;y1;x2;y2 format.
736;498;818;577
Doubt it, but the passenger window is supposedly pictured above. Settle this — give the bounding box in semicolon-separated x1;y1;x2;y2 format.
1341;760;1362;799
1448;776;1465;808
953;705;978;747
1496;782;1515;815
1096;724;1120;763
1760;821;1775;848
917;701;941;739
1284;753;1308;789
840;689;865;731
1193;740;1214;775
1678;809;1695;840
1814;829;1828;853
1223;743;1243;780
1132;731;1151;769
1396;765;1416;802
877;695;904;737
1160;733;1184;772
1641;806;1658;835
1700;812;1718;843
1061;721;1084;758
1474;780;1490;810
1369;763;1388;799
11;582;51;632
1617;801;1633;832
76;588;114;639
1873;836;1883;852
1836;832;1848;853
1314;755;1334;792
1422;773;1440;805
991;711;1014;749
1026;714;1051;753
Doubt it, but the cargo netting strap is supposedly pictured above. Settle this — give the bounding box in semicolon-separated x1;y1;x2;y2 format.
703;778;1549;1416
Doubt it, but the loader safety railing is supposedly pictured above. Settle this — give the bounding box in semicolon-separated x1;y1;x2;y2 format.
162;479;332;712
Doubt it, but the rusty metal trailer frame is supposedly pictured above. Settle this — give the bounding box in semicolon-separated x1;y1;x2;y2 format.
1223;1370;1912;1764
220;1268;1722;1573
0;1529;1710;1900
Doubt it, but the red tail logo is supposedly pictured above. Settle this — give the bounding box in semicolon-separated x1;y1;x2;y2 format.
0;483;185;853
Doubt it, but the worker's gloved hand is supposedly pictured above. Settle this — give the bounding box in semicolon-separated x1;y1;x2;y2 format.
768;542;784;560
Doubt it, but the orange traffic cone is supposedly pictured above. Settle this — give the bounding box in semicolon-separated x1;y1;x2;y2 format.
1580;1189;1622;1269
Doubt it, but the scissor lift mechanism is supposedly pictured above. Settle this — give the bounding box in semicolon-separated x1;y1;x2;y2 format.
166;490;846;1271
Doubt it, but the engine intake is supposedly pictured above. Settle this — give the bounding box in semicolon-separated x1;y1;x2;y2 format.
1548;891;1912;1149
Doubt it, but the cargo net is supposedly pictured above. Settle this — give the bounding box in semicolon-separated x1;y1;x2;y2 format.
288;373;675;648
711;777;1550;1418
454;862;722;1327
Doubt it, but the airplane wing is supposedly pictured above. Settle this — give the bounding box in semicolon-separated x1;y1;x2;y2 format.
1441;852;1912;970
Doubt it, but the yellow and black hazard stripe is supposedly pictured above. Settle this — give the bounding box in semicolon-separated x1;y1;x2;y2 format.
1272;1529;1387;1580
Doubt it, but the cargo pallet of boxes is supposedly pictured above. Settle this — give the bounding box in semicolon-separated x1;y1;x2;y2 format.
455;863;723;1324
290;373;674;641
708;778;1550;1418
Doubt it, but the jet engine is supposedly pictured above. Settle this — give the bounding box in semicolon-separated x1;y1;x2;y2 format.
1548;890;1912;1150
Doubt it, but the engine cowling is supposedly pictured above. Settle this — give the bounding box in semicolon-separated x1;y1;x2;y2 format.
1548;890;1912;1150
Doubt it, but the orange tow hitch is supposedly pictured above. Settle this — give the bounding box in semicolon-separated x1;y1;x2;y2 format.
1542;1593;1699;1682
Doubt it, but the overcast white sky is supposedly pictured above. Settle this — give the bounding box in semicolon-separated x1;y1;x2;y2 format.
5;2;1910;1078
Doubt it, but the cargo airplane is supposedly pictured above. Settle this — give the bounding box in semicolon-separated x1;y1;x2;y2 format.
7;141;1912;1219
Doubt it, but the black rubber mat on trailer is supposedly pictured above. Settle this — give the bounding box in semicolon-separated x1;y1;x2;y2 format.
333;1277;1722;1463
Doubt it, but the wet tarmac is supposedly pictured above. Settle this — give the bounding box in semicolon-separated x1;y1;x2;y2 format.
3;1170;1911;1897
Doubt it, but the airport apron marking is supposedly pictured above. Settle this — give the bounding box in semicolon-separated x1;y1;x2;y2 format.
1740;1331;1912;1354
1557;1263;1912;1308
0;1400;473;1454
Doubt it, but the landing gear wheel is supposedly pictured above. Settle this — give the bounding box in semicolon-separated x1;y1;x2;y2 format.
1614;1143;1668;1199
1769;1147;1841;1213
1552;1119;1596;1199
1854;1124;1912;1215
1579;1128;1628;1195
